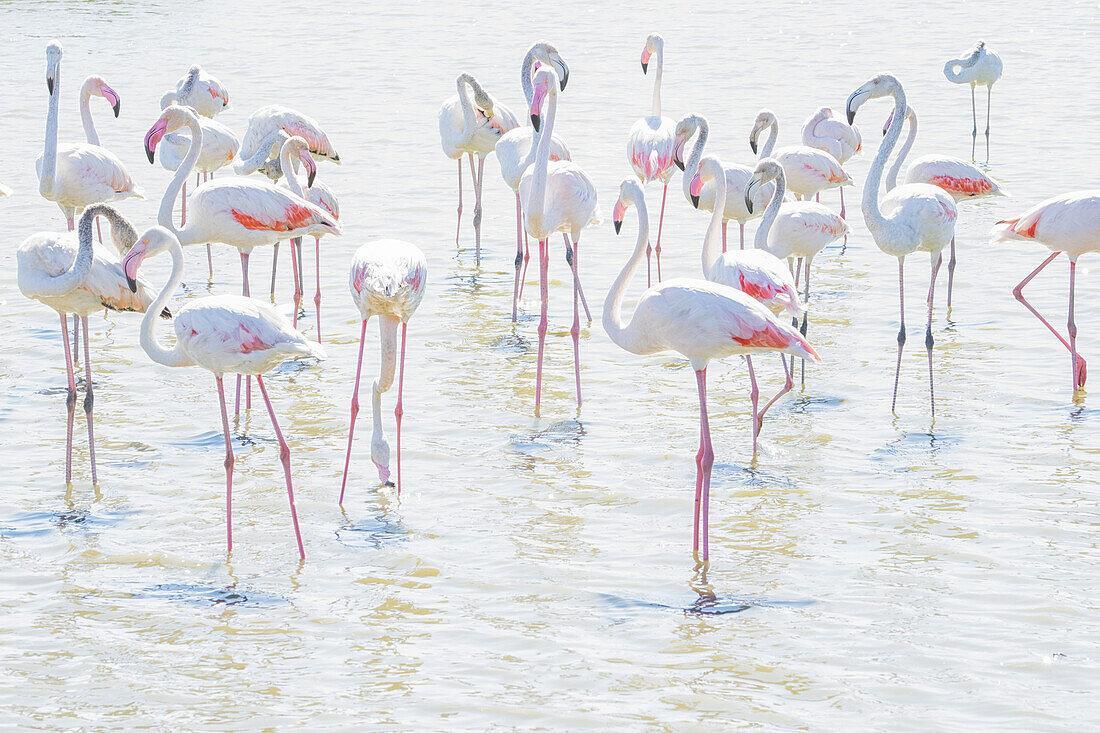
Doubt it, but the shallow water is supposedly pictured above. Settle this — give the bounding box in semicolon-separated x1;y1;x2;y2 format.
2;1;1099;729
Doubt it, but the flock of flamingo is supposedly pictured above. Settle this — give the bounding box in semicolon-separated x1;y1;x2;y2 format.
10;37;1098;566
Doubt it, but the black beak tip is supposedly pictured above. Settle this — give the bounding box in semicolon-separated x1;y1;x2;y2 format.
145;147;155;164
126;276;138;293
674;158;685;171
559;75;568;91
746;200;755;214
112;101;121;118
749;140;757;155
530;114;541;132
307;170;316;188
641;62;648;74
613;219;622;235
690;194;699;209
846;109;856;125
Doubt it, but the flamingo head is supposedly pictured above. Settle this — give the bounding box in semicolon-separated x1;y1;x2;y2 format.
672;114;703;171
690;155;722;209
286;136;317;188
530;41;569;91
144;105;193;163
45;41;62;95
846;74;899;125
613;178;644;234
529;68;554;132
749;110;776;155
84;76;121;117
122;226;177;291
745;158;782;214
641;33;662;74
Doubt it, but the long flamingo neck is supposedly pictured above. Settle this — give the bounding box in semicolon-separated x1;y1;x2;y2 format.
755;169;785;250
159;115;203;236
650;50;663;117
79;80;99;145
682;118;708;199
40;66;60;198
140;240;191;368
701;167;726;276
34;211;96;297
886;108;917;191
863;86;906;236
280;143;304;197
521;48;538;107
527;84;558;230
457;76;477;138
371;315;399;471
760;120;778;159
603;195;651;353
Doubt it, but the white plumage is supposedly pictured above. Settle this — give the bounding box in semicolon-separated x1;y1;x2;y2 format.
161;65;230;118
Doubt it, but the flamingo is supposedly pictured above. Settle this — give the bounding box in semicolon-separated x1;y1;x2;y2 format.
439;74;519;264
160;65;230;118
277;135;340;338
606;178;819;563
943;41;1002;160
749;110;851;202
801;107;861;219
627;33;676;287
17;205;168;489
495;42;572;321
671;114;777;251
144;105;339;416
846;74;958;417
520;67;598;415
883;105;1006;308
121;226;325;559
992;192;1100;392
690;155;805;451
340;240;427;500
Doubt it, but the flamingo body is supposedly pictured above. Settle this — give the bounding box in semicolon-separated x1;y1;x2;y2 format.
875;183;957;258
762;201;850;261
773;145;852;199
992;191;1100;260
438;93;518;159
240;105;340;165
944;42;1003;87
164;65;229;118
160;116;240;173
497;128;570;191
36;145;141;216
905;155;1004;201
801;107;862;164
628;116;676;183
519;161;599;239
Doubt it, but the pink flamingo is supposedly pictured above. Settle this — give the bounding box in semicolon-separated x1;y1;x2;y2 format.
672;114;778;251
520;67;599;415
628;33;676;286
690;156;805;451
607;178;819;563
340;239;427;500
943;41;1002;160
883;105;1006;308
847;74;957;417
495;42;572;321
160;65;230;118
439;74;519;264
277;136;340;338
17;206;167;489
122;226;325;559
749;110;851;203
144;105;339;416
801;107;861;220
993;192;1100;392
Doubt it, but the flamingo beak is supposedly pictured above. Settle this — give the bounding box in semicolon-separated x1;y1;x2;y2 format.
556;60;570;91
612;199;626;233
641;48;651;74
530;114;540;132
47;74;54;95
749;135;758;155
144;118;168;164
103;86;121;118
614;218;622;234
745;179;760;214
122;243;147;292
300;151;317;188
689;174;703;209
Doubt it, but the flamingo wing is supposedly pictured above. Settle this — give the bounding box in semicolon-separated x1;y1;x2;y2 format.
628;116;675;183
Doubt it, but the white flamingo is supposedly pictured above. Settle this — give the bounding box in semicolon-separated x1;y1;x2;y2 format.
801;106;862;219
439;73;519;263
749;110;851;202
519;67;598;415
17;206;167;489
160;65;229;118
606;178;819;563
627;33;676;286
495;42;572;321
943;41;1002;159
340;240;427;500
846;73;958;417
122;226;325;559
883;104;1006;308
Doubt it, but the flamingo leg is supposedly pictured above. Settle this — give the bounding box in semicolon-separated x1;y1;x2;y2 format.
455;157;463;247
566;234;582;409
985;85;992;161
215;375;234;555
926;254;942;418
72;313;80;367
695;368;714;564
563;233;592;323
946;236;957;310
721;221;728;254
839;186;847;220
758;354;793;433
339;318;369;504
799;259;811;388
655;183;668;283
314;237;322;338
290;237;302;329
235;251;253;417
269;242;280;299
60;314;76;488
395;321;408;494
295;237;304;297
745;356;760;455
471;153;484;266
1012;252;1086;388
202;174;212;277
739;221;745;250
1069;260;1081;391
255;375;305;560
519;229;531;303
892;257;906;414
535;238;548;416
815;193;820;203
80;316;98;488
513;193;523;322
970;83;978;159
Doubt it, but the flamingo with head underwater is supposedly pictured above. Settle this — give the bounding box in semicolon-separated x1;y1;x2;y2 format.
606;177;819;564
943;41;1002;160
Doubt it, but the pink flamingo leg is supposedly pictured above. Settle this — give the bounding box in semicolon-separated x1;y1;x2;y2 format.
340;319;369;504
926;254;942;417
314;237;322;338
290;237;302;329
535;238;549;416
80;316;98;487
654;183;668;283
513;193;523;322
758;354;794;433
60;313;77;488
1012;252;1086;387
946;236;957;310
695;368;714;564
721;221;727;253
455;157;463;246
518;229;531;303
215;375;234;554
892;257;906;414
745;356;760;454
235;251;253;417
739;221;745;250
473;154;486;265
839;186;847;219
1069;260;1082;391
395;322;408;494
467;153;478;251
201;173;214;277
71;311;80;367
294;237;305;297
799;260;811;388
256;375;305;559
566;234;582;409
563;233;592;323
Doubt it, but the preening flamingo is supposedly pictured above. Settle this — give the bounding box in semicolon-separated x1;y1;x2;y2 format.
749;110;851;202
627;33;676;286
495;42;572;321
883;105;1006;308
606;178;819;563
122;226;326;559
672;114;776;251
801;106;861;219
160;65;230;118
519;67;599;415
992;192;1100;392
943;41;1002;159
846;74;957;417
17;206;168;489
690;156;805;451
340;240;427;500
439;74;519;263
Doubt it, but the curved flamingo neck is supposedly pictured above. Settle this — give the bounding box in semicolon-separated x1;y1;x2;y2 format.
802;110;828;151
760;119;778;159
755;167;786;251
701;165;726;276
79;78;99;145
527;78;558;235
603;193;651;353
682;117;708;199
280;142;305;197
33;210;97;297
521;48;539;108
456;75;478;140
158;112;203;237
863;84;906;237
886;107;918;192
40;63;60;198
140;239;191;368
650;49;663;117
